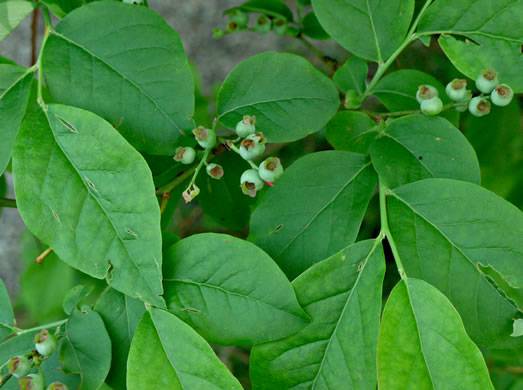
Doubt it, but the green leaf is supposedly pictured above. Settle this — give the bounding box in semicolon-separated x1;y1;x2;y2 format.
0;64;34;174
333;56;368;95
224;0;294;21
419;0;523;93
163;233;309;345
387;179;523;348
196;152;255;230
311;0;414;62
60;307;112;390
13;105;164;307
42;1;195;155
325;111;378;154
250;239;385;389
371;115;480;188
302;11;330;40
373;69;459;125
217;51;339;143
94;288;145;390
127;309;242;390
0;279;14;341
378;278;494;389
41;0;118;19
62;284;94;315
250;151;377;279
0;0;36;42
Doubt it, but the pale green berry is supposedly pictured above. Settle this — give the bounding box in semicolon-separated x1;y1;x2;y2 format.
273;18;287;36
255;15;272;34
213;28;225;39
468;96;491;117
8;355;31;378
122;0;143;4
235;115;256;137
34;329;58;356
259;157;283;183
239;132;266;160
229;9;249;27
475;67;498;94
344;90;362;109
174;147;196;165
19;374;44;390
420;97;443;116
445;79;468;101
455;90;472;112
48;382;68;390
240;169;264;197
192;126;216;149
491;84;513;107
206;163;224;180
226;21;239;33
416;85;438;103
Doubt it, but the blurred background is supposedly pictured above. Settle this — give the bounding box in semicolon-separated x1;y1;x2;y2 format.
0;1;521;388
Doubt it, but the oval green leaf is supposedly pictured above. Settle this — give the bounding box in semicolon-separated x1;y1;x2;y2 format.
0;279;14;341
0;64;34;175
371;115;480;188
251;239;385;389
127;309;242;390
225;0;294;21
0;0;36;42
387;179;523;348
42;1;195;155
250;151;377;279
378;278;494;389
163;233;309;345
13;105;164;307
216;51;339;143
302;11;330;40
311;0;414;62
333;56;368;95
326;111;378;154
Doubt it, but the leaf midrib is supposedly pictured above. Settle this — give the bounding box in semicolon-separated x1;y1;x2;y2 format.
0;67;33;101
381;132;436;176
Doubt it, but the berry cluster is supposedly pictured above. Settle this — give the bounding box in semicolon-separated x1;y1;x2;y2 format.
6;329;68;390
214;9;290;38
417;67;514;117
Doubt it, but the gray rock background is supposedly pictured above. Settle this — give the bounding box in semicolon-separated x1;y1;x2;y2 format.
0;1;344;297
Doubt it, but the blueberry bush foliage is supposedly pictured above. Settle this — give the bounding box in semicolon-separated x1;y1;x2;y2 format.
0;0;521;389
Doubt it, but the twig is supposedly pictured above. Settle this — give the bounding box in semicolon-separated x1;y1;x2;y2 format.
35;248;52;264
30;8;39;65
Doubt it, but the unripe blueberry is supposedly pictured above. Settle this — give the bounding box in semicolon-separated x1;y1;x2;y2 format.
235;115;256;137
206;163;224;180
344;90;362;109
240;169;264;197
48;382;68;390
255;15;272;34
226;21;239;33
8;355;31;378
416;85;438;103
19;374;44;390
468;96;491;117
122;0;143;4
213;28;225;39
491;84;513;107
475;67;498;94
445;79;468;101
258;157;283;183
229;9;249;27
174;147;196;165
455;90;472;112
192;126;216;149
420;97;443;116
34;329;57;356
273;18;287;36
239;132;266;160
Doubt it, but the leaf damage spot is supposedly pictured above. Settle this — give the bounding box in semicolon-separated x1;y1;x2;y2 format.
85;177;98;193
183;307;201;313
125;228;138;239
51;208;61;224
271;224;283;234
58;117;79;134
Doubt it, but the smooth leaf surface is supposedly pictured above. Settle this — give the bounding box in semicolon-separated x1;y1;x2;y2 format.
419;0;523;92
250;151;377;279
13;105;164;307
225;0;294;20
60;307;111;390
217;51;339;143
251;239;385;389
163;233;309;345
42;0;117;18
373;69;459;125
333;56;368;95
378;278;493;389
0;278;14;340
0;64;34;174
387;179;523;348
371;115;480;188
42;1;195;155
302;11;330;40
95;288;145;390
311;0;414;62
325;111;378;154
0;0;36;42
127;309;242;390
